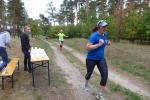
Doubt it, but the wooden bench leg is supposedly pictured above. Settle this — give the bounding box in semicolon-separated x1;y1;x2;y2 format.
2;77;4;90
11;74;14;88
18;61;19;71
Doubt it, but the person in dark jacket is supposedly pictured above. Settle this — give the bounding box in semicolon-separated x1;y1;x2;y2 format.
20;26;31;72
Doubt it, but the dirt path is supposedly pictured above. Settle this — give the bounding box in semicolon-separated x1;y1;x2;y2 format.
53;42;150;100
45;41;98;100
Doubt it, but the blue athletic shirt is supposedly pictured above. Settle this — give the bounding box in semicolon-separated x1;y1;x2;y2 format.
86;32;107;60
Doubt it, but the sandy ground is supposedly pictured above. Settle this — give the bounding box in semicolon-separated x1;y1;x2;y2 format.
46;41;97;100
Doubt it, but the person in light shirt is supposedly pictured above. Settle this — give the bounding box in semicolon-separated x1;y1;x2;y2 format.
0;30;11;71
56;30;68;50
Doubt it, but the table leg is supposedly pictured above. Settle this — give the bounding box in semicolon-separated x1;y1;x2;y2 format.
2;77;4;89
12;74;14;88
48;61;50;86
31;63;35;87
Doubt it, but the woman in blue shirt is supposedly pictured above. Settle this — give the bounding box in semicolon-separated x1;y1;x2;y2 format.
85;20;111;100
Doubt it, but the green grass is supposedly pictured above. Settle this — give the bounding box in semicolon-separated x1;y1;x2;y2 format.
108;81;144;100
60;45;144;100
112;59;150;83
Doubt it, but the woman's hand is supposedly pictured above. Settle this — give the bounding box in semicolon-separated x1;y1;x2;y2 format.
86;39;104;50
99;39;104;46
107;40;111;46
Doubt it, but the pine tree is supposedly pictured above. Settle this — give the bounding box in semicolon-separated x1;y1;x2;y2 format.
0;0;6;30
7;0;27;32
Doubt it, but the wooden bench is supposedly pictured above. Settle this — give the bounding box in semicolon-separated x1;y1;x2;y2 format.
0;58;19;89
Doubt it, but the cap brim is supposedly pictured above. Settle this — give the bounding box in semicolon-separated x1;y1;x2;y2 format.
101;22;108;27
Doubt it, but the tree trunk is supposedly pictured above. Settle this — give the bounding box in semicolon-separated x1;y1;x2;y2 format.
99;0;105;18
85;0;89;18
114;0;123;42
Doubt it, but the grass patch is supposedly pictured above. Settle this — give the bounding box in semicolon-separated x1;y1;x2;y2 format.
111;59;150;84
108;81;144;100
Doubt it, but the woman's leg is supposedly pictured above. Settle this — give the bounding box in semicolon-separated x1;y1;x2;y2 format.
59;41;63;50
85;59;96;87
96;59;108;93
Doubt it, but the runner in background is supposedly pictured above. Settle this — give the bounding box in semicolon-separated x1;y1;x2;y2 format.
56;30;68;50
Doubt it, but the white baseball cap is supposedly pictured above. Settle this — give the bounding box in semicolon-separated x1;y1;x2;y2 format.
97;20;108;27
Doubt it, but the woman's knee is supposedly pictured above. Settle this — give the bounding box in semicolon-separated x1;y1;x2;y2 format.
100;77;108;86
85;72;93;80
100;71;108;86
